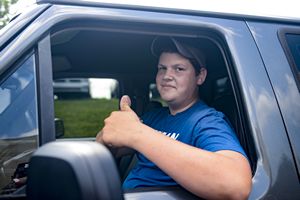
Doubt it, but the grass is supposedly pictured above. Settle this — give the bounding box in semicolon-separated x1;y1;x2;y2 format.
54;98;119;138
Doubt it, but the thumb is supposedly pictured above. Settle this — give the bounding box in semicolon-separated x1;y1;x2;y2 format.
120;95;132;111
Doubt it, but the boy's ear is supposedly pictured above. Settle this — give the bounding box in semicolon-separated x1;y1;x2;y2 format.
197;68;207;85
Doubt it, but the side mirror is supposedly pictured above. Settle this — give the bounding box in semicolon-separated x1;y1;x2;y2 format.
26;141;123;200
55;118;64;138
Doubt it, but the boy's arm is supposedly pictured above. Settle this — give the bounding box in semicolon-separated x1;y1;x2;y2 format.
98;95;252;200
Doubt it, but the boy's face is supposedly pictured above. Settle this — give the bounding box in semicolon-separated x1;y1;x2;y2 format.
156;52;206;108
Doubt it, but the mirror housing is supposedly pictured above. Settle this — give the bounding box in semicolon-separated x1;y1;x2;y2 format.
26;141;123;200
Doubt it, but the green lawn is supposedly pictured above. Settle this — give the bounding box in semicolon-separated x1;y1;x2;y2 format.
54;98;119;138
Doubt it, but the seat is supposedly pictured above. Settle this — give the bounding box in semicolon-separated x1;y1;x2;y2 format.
211;77;256;171
26;141;124;200
211;77;240;135
211;76;248;151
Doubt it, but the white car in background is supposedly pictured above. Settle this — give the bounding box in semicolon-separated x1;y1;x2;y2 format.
53;78;90;99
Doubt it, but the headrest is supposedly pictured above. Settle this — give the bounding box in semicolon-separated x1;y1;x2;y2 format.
213;77;231;100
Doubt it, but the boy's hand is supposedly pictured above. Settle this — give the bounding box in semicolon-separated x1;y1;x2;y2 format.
99;95;142;148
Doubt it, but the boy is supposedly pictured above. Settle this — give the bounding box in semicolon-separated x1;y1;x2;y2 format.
96;36;252;199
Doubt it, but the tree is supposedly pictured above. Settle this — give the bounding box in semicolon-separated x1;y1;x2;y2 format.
0;0;19;28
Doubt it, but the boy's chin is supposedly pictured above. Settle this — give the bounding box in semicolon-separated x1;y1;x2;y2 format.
160;95;175;102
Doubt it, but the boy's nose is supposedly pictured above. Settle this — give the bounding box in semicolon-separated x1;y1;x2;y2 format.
163;69;174;80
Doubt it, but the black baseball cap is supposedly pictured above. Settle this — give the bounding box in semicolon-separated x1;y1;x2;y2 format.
151;36;206;70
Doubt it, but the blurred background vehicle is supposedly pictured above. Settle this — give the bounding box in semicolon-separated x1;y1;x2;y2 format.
53;78;90;99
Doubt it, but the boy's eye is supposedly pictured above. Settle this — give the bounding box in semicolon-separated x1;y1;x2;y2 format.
158;66;166;71
175;67;185;72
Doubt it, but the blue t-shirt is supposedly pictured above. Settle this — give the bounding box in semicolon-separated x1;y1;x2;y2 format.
123;100;246;189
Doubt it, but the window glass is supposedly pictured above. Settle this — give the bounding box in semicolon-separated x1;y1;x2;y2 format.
285;33;300;88
54;78;119;138
0;54;38;194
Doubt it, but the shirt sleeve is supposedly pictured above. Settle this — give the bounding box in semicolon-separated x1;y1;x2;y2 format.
192;110;247;158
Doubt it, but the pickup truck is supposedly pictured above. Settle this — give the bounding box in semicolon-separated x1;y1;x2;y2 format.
0;0;299;199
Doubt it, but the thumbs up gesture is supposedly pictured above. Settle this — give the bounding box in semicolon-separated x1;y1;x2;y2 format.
119;95;140;121
120;95;132;111
99;95;142;148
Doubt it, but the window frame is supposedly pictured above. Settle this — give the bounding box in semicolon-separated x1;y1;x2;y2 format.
49;17;256;167
36;34;56;145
